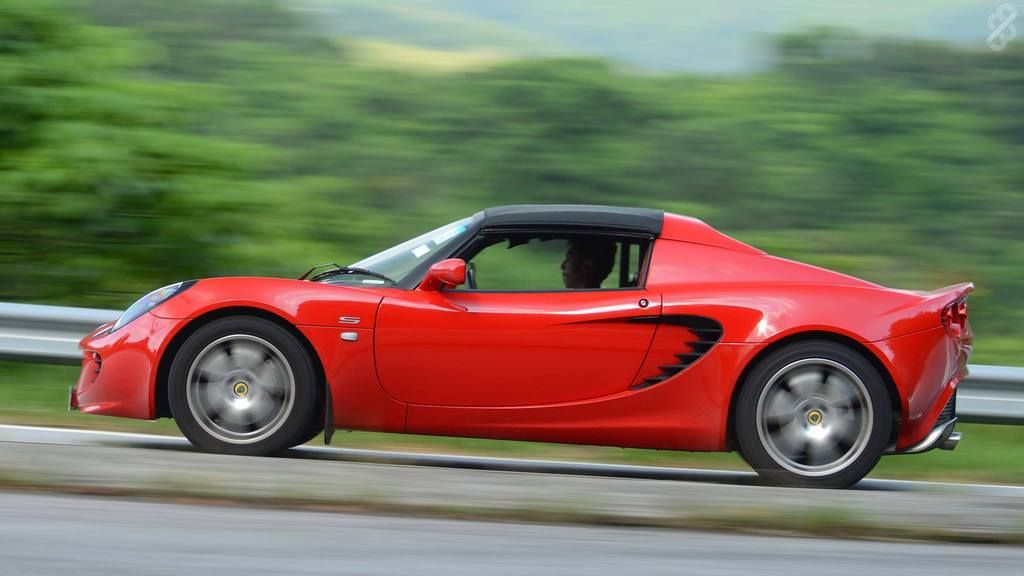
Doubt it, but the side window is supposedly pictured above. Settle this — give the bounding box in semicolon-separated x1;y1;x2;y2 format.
617;240;648;288
469;237;568;291
456;233;650;291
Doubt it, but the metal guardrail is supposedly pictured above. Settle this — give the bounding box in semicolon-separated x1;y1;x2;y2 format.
1;302;1022;424
956;365;1024;424
0;303;117;364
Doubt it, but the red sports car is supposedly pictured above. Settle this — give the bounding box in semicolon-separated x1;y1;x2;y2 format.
71;205;972;487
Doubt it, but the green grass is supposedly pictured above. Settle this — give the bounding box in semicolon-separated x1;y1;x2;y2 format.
971;337;1024;366
2;358;1022;484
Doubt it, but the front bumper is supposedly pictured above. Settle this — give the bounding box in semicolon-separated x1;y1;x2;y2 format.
71;312;185;419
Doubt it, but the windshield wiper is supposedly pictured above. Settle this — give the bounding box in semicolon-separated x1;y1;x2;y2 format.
298;263;341;281
305;265;397;285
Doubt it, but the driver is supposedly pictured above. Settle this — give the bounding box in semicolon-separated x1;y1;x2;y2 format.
561;238;616;289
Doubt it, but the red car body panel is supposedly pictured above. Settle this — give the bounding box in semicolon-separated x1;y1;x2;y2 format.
75;207;973;454
152;277;386;329
405;342;760;451
298;324;407;432
375;289;662;406
75;313;181;419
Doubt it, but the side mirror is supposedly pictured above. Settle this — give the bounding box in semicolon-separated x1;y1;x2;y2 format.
418;258;466;291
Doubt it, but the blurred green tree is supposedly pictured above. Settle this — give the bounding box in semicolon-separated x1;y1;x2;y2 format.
0;0;268;304
0;1;1021;355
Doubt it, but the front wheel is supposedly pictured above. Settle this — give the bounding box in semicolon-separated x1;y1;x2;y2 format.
735;341;892;488
168;316;319;456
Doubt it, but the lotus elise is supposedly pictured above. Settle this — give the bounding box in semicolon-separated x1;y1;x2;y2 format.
71;205;972;487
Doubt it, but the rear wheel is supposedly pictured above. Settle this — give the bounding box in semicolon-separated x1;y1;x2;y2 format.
168;316;318;456
735;341;892;488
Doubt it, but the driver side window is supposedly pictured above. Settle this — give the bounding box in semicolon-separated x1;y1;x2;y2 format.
456;232;650;292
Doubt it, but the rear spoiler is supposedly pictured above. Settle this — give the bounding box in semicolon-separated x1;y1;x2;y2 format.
879;282;974;339
920;282;974;305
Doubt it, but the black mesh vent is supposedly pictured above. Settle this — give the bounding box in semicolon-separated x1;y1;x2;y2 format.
630;315;723;390
938;392;956;423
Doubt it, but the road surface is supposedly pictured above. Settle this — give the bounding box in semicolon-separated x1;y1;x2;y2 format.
2;491;1022;576
0;425;1022;538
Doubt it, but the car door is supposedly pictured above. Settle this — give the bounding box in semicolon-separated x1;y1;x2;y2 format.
374;288;661;407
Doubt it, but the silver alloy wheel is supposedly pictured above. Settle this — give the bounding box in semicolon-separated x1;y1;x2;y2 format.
185;334;296;445
755;358;873;477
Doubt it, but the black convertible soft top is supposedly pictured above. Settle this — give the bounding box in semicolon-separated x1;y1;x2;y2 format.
481;204;664;235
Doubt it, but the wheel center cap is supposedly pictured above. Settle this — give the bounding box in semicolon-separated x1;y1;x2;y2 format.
806;409;824;425
233;381;250;398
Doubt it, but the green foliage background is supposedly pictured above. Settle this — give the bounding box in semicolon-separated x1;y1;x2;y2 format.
1;0;1022;362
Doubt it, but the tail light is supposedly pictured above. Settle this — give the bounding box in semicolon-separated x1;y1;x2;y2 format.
942;299;968;339
85;351;102;385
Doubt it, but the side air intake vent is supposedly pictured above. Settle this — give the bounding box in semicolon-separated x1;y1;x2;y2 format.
630;315;723;390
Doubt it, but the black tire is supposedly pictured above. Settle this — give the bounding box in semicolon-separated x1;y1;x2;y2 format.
735;340;892;488
292;419;325;447
168;316;319;456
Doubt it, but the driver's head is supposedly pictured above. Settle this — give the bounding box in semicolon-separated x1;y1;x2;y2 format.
562;238;616;289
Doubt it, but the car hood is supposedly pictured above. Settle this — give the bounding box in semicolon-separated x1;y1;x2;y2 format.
150;276;391;328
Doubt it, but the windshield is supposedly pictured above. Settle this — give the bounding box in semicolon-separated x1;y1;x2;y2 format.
339;217;473;285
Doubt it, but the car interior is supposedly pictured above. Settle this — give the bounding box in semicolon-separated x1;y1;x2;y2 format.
451;232;652;291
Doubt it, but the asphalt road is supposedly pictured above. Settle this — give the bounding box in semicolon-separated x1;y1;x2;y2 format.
5;424;1024;495
1;491;1022;576
1;424;1024;538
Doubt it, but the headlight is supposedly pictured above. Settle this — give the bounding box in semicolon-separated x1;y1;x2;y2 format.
111;280;196;332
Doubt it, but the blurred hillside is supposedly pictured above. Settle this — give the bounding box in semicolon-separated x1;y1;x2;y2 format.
0;0;1022;358
290;0;1001;72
